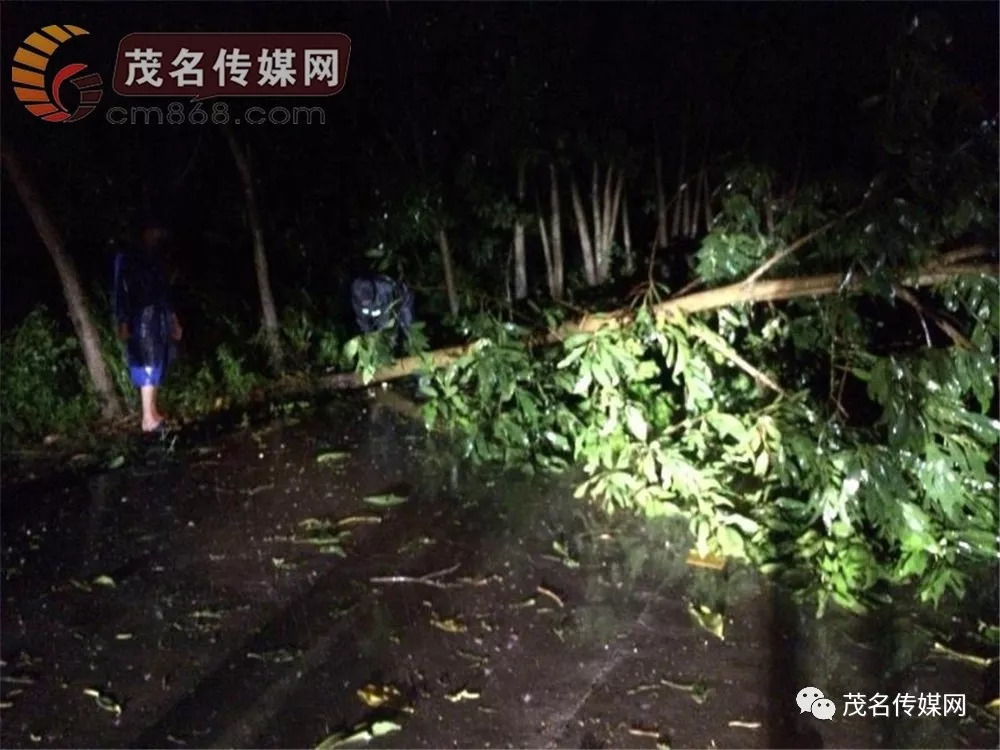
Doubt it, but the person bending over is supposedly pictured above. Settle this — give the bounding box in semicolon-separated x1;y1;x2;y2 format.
112;223;182;433
350;274;414;352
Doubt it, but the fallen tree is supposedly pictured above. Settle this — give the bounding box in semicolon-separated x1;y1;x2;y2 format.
302;244;995;392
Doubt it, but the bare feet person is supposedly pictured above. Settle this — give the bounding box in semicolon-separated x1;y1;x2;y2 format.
112;222;182;433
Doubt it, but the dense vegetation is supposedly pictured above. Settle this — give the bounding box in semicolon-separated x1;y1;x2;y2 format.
2;7;997;613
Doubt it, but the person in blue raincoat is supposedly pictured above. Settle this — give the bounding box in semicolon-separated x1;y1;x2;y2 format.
350;274;415;352
112;223;182;433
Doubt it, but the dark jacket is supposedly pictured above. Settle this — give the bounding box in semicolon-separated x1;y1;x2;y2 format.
350;275;414;335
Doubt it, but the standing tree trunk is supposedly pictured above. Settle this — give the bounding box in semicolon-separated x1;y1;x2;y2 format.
549;162;564;300
1;146;123;419
570;174;598;287
621;189;634;275
436;228;460;316
537;193;553;298
701;168;713;232
503;241;513;306
590;162;605;283
223;128;284;373
689;165;703;240
671;130;687;241
513;157;528;300
601;166;624;282
653;129;668;250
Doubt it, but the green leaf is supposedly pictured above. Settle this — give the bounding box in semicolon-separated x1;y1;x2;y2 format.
718;525;747;558
591;359;615;389
572;369;593;396
753;450;770;477
557;346;586;369
707;412;750;443
624;405;648;442
545;431;571;452
362;493;408;507
343;337;360;362
317;451;350;464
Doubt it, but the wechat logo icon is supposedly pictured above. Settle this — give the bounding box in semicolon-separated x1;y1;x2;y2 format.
796;686;837;721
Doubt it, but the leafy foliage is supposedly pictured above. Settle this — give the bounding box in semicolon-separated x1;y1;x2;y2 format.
416;22;999;613
0;307;98;445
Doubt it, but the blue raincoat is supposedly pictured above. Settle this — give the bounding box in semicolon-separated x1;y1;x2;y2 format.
112;247;175;387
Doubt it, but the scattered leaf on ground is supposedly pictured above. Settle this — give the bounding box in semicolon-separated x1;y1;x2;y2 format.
316;451;351;464
362;493;408;507
315;720;402;749
931;641;996;668
536;585;565;608
688;602;725;640
444;688;481;703
335;515;382;528
628;727;660;738
356;683;401;708
92;575;116;588
430;615;467;633
247;648;300;664
82;687;122;717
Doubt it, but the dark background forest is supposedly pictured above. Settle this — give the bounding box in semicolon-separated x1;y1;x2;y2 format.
2;1;996;337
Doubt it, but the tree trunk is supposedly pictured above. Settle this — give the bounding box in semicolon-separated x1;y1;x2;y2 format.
504;241;513;306
513;157;527;300
605;167;624;277
223;128;285;373
570;175;598;286
653;129;667;250
622;189;634;275
671;130;687;241
537;194;554;297
549;162;564;300
681;179;693;238
689;167;703;239
436;228;460;316
1;146;123;420
701;168;713;232
591;161;605;282
306;250;994;391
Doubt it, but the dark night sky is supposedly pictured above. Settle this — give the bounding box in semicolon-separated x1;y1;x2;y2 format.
1;1;997;329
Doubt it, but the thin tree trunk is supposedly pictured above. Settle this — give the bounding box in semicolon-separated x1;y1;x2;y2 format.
671;128;687;241
537;193;554;297
504;241;513;306
223;128;284;373
549;162;564;300
622;189;634;275
436;228;460;316
597;163;613;283
689;166;703;239
653;129;667;249
681;179;693;238
590;161;605;282
1;146;123;420
702;168;713;232
513;157;527;300
605;167;625;278
570;175;598;286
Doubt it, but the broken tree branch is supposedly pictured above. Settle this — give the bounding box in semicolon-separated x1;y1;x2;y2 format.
277;250;995;395
893;285;974;350
743;206;862;286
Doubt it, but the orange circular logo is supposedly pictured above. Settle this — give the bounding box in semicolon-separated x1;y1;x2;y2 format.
12;25;104;123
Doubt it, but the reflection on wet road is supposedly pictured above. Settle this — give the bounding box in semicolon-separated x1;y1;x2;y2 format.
1;391;996;749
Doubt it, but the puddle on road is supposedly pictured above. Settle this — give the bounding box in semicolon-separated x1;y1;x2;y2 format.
1;389;996;749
